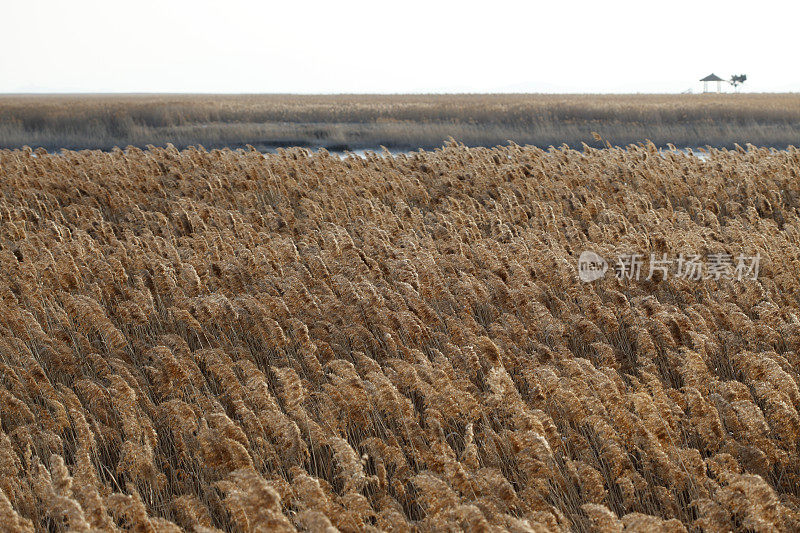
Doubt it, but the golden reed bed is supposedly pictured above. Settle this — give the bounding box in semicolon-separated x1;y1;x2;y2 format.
1;142;799;531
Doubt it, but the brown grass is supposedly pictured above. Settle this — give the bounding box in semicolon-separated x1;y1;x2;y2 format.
1;93;799;151
0;141;800;531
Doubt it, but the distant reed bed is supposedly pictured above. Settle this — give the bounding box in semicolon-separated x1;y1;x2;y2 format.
1;93;799;151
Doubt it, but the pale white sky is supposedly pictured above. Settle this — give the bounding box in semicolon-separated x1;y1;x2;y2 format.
1;0;797;94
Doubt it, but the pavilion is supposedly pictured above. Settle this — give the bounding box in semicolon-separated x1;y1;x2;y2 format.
700;73;724;93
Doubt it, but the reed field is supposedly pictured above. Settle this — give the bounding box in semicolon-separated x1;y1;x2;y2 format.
2;140;800;532
1;93;800;152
